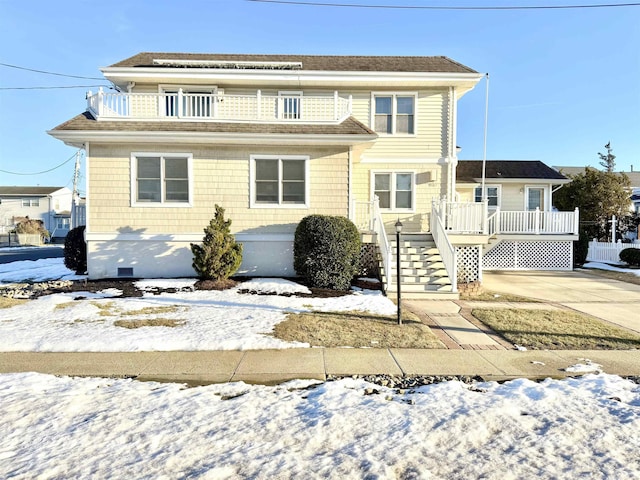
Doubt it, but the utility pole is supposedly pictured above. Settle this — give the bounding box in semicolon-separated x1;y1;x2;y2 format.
71;150;81;229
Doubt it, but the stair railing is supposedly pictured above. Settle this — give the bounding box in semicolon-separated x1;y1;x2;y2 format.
431;200;458;293
371;196;392;287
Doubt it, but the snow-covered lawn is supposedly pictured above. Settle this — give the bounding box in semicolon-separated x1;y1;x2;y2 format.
0;258;395;352
1;372;639;479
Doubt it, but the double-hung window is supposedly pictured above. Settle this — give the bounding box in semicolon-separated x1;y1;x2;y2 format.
373;93;416;134
373;172;414;211
21;198;39;207
251;155;309;207
132;153;192;206
474;186;500;208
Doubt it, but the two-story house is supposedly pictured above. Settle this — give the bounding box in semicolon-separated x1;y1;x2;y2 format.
0;186;73;241
49;52;578;296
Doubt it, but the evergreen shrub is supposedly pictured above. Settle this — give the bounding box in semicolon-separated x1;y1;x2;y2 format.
191;205;243;280
294;215;361;290
619;248;640;267
64;225;87;274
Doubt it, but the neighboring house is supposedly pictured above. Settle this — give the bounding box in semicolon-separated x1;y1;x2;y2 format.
49;52;578;296
0;186;73;241
455;160;575;273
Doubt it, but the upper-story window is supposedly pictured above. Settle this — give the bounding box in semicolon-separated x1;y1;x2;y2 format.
372;93;416;135
250;155;309;208
22;198;39;207
131;153;192;206
278;91;302;120
161;86;216;118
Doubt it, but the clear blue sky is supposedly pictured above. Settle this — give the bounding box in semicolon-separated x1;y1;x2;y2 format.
1;0;639;193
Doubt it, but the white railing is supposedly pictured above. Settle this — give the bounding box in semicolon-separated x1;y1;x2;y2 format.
438;200;488;234
431;200;457;292
586;239;640;264
350;198;376;231
435;201;579;236
371;197;392;287
86;88;352;123
498;208;579;234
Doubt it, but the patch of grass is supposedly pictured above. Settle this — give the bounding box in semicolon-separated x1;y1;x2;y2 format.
114;318;186;329
0;297;28;309
460;291;537;302
473;308;640;350
273;310;445;348
120;306;180;316
90;301;180;317
54;302;76;310
91;301;116;316
582;268;640;286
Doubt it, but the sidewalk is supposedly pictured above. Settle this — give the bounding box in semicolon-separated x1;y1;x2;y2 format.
2;349;639;386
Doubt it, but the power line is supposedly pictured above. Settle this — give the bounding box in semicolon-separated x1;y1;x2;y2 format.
247;0;640;9
0;62;104;80
0;151;80;176
0;85;111;91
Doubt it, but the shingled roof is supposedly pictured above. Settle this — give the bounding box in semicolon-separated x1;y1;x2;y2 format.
456;160;568;183
0;186;64;196
51;112;376;136
109;52;478;74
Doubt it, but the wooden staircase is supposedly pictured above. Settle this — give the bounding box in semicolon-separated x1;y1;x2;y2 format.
382;233;458;299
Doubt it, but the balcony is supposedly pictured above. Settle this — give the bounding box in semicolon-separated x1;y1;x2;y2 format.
87;88;352;124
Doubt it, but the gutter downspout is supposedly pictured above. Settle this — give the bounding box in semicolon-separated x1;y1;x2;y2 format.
449;86;458;202
348;146;353;220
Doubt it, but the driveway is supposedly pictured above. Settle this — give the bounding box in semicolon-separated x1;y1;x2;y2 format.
481;270;640;335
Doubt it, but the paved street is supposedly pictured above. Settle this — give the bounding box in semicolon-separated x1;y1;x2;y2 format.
0;246;64;264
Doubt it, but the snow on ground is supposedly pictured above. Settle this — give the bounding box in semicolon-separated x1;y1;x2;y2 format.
583;262;640;277
1;372;639;479
0;259;396;352
0;257;85;283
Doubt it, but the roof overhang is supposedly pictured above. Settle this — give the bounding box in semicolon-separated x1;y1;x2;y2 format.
47;129;378;149
457;178;571;186
101;67;484;95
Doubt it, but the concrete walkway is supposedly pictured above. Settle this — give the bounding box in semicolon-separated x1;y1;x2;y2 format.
482;270;640;335
1;349;639;385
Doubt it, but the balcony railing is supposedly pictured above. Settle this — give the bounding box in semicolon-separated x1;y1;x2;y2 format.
87;88;352;123
436;201;579;236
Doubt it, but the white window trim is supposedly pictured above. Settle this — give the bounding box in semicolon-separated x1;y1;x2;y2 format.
371;170;416;213
130;152;194;208
474;184;501;209
250;154;310;209
278;91;303;120
370;92;418;136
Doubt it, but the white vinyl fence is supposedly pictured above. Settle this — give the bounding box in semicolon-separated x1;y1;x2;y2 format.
586;240;640;265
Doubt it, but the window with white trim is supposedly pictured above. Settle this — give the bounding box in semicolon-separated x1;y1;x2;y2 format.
373;94;415;134
21;198;40;207
278;91;302;120
132;153;192;206
251;155;309;207
56;218;70;229
474;185;500;208
373;172;414;210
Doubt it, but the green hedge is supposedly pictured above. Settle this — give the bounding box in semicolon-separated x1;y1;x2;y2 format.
294;215;361;290
620;248;640;267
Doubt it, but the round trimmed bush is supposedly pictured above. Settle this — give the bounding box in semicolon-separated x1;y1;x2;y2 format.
620;247;640;267
294;215;362;291
64;225;87;274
